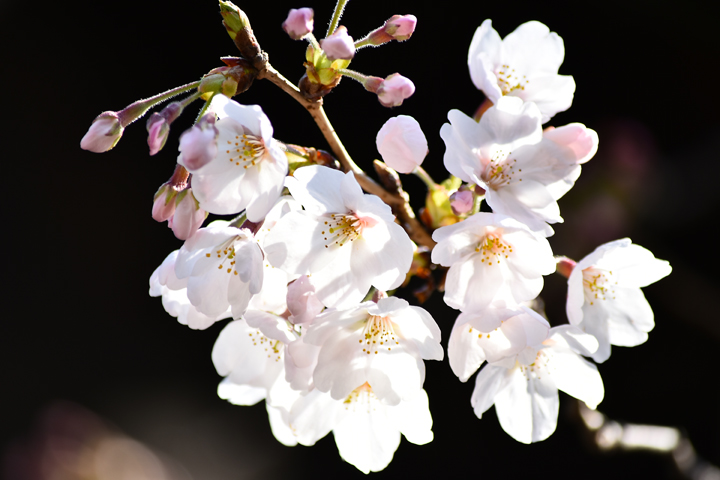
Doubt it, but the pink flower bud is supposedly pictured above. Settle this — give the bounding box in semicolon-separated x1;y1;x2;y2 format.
286;276;324;325
376;115;428;174
555;256;577;279
152;185;177;222
178;115;218;171
283;8;314;40
80;112;123;153
146;114;169;156
320;26;355;61
376;74;415;107
450;190;474;214
169;189;206;240
384;14;416;41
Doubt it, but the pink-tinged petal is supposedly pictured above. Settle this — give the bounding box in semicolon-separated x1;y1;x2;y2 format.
470;364;512;418
376;116;428;174
244;310;296;344
494;368;559;443
152;186;176;222
282;8;314;40
543;124;599;165
449;318;486;382
178;121;218;171
286;275;324;325
285;337;321;391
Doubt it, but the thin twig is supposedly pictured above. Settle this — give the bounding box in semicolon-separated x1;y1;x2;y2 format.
257;62;436;249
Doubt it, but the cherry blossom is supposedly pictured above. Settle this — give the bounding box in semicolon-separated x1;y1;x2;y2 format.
180;95;288;222
566;238;672;363
468;19;575;123
441;96;597;236
472;325;604;443
264;165;414;308
448;302;550;382
278;385;433;473
432;212;555;312
167;189;206;240
377;74;415;107
173;220;264;319
149;250;231;330
301;296;442;405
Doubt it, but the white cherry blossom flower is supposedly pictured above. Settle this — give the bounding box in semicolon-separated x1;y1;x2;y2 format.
468;19;575;123
264;165;414;308
149;250;231;330
566;238;672;363
281;385;433;473
448;301;550;382
472;325;604;443
301;296;442;405
441;96;597;236
180;95;288;222
432;212;555;312
174;220;264;319
376;115;428;174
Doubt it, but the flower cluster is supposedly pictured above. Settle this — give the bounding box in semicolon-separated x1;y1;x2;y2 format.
82;1;671;473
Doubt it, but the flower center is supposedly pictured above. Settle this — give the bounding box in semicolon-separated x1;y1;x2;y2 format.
343;382;378;411
582;267;617;305
475;233;513;266
320;213;376;249
247;328;283;362
480;149;520;189
224;133;266;169
358;315;399;355
495;64;529;95
205;237;242;276
519;348;552;379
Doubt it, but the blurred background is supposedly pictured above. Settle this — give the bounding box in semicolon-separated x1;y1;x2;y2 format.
2;0;718;478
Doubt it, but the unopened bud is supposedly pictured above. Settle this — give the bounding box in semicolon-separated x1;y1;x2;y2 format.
376;115;427;174
219;1;262;65
450;190;474;214
287;276;324;325
169;189;206;240
152;184;177;222
283;8;314;40
376;73;415;107
365;14;417;46
146;114;169;156
80;112;123;153
556;256;577;278
320;26;355;61
178;114;219;171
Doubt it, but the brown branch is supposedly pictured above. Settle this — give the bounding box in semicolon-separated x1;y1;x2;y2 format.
258;62;435;249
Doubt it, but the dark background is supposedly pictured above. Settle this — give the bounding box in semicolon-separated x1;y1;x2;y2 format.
2;0;719;478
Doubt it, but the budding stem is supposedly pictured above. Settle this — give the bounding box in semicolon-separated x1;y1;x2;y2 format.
118;80;201;127
326;0;350;38
413;166;438;190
